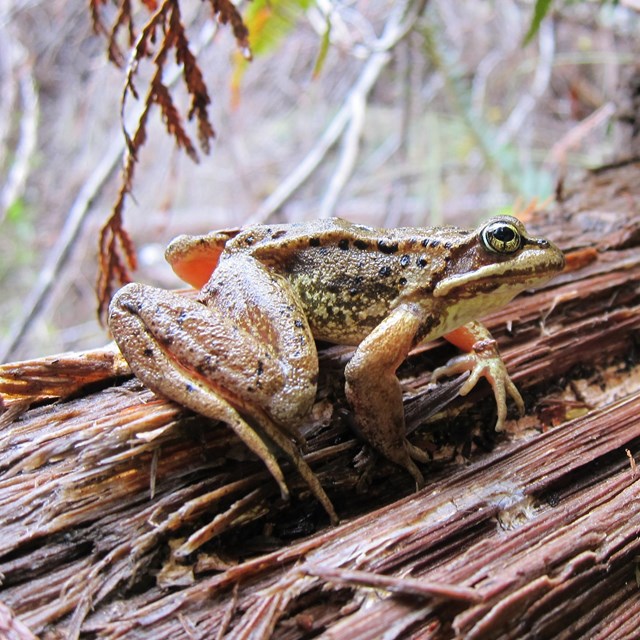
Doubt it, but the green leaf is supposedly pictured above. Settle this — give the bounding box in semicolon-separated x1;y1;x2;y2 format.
245;0;316;57
5;198;26;223
232;0;317;101
523;0;554;46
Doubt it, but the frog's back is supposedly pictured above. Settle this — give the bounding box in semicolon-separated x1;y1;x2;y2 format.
226;218;471;260
225;218;379;256
224;218;472;344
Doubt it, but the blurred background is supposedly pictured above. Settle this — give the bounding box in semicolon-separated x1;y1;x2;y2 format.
1;0;638;362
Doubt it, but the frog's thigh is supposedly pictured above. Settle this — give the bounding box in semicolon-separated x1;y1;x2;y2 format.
108;283;291;499
109;283;336;521
344;305;428;486
208;255;319;429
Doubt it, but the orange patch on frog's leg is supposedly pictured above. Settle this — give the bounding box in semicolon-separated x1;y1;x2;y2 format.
442;323;485;352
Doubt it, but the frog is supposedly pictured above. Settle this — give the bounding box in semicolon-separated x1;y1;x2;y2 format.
108;216;565;523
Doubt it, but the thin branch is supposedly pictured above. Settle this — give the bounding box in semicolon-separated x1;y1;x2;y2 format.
0;21;219;363
0;135;123;364
547;101;616;166
496;17;555;146
318;53;375;218
246;0;430;225
0;29;39;224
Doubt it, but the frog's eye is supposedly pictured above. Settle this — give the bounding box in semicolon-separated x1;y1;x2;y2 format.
480;220;522;254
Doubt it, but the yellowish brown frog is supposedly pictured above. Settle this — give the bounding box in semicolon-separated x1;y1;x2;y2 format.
108;216;564;522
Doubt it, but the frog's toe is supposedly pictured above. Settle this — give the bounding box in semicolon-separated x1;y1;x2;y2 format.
493;389;508;432
459;365;485;397
492;378;524;432
507;379;525;416
406;460;425;489
397;446;426;488
479;363;524;432
431;355;473;384
407;441;430;464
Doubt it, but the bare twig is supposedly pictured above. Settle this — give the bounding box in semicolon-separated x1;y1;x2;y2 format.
496;18;555;146
318;52;375;218
0;25;39;224
0;135;123;364
247;0;430;225
547;102;616;167
0;22;218;364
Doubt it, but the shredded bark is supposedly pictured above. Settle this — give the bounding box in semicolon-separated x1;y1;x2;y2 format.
2;160;640;638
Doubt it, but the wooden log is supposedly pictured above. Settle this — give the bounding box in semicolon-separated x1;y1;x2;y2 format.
1;160;640;639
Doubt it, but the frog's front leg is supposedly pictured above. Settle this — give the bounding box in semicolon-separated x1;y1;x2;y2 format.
432;320;524;431
344;305;429;487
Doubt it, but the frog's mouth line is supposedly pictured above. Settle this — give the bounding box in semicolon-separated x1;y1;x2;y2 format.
432;251;565;298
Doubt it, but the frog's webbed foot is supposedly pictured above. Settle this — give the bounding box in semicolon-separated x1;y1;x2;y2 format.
355;442;428;493
431;338;524;432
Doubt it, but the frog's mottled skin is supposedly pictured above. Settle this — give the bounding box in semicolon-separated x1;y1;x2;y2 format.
109;216;565;522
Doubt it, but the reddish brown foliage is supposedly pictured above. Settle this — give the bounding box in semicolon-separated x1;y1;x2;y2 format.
90;0;252;322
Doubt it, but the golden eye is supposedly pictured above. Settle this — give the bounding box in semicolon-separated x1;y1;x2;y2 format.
480;220;522;254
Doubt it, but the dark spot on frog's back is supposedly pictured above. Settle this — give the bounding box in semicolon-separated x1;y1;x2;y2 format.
379;265;392;277
121;299;141;315
338;238;349;250
399;254;411;268
378;239;399;254
159;335;174;347
349;275;364;295
354;239;369;251
271;229;288;240
309;237;321;247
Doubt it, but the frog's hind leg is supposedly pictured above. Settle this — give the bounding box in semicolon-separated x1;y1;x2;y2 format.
109;280;337;523
109;286;288;495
